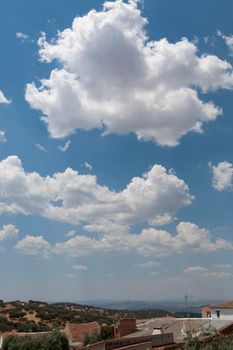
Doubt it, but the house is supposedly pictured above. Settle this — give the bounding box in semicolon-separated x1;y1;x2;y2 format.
114;319;137;338
202;301;233;320
127;317;233;344
65;321;101;347
202;306;212;318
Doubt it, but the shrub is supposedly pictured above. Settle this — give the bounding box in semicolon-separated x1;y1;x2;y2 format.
2;330;69;350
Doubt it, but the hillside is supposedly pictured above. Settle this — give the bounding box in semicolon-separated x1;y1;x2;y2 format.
0;300;175;333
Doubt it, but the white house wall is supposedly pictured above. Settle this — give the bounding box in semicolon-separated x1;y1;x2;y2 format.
212;308;233;320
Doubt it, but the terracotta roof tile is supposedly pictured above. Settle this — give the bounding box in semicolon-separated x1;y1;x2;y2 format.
202;306;212;311
66;322;100;342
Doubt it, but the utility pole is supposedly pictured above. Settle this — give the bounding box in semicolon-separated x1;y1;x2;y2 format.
185;294;193;317
184;294;194;335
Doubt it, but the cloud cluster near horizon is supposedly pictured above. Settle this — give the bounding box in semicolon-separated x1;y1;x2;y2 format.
25;0;233;146
15;221;233;258
184;265;231;279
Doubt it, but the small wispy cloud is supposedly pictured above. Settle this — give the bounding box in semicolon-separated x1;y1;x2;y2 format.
184;266;231;279
217;30;233;54
66;230;76;237
84;162;93;171
35;143;47;152
0;90;11;104
214;263;232;269
58;140;71;152
16;32;34;43
135;260;160;268
73;264;87;271
0;130;7;143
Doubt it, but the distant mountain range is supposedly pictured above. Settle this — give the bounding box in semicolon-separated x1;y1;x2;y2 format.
77;299;228;313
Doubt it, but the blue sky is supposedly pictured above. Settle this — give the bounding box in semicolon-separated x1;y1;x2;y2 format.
0;0;233;302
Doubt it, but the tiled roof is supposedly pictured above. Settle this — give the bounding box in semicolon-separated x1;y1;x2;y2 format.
129;318;210;343
202;306;211;311
201;319;233;332
66;322;100;342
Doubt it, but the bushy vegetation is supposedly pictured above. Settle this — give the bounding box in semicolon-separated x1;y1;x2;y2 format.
2;330;69;350
8;308;27;319
83;325;114;346
0;316;14;332
184;332;233;349
0;299;176;332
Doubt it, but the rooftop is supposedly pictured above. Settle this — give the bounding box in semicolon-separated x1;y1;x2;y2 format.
66;321;100;342
127;318;233;344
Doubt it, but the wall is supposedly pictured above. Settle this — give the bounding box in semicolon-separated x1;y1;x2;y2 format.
202;309;211;318
80;341;105;350
116;341;152;350
211;308;233;320
115;319;137;339
80;334;174;350
106;334;174;350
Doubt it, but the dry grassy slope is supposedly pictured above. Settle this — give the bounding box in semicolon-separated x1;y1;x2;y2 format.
0;300;175;332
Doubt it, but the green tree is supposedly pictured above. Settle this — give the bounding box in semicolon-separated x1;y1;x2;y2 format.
100;325;114;340
2;331;69;350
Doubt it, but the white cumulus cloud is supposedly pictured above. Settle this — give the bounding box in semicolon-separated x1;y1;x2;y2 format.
0;155;193;228
53;222;233;258
210;161;233;191
0;224;19;241
25;1;233;146
15;235;50;256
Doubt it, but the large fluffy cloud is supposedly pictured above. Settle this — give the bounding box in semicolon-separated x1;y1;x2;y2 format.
25;1;233;146
210;161;233;191
55;222;233;257
16;222;233;257
0;155;193;227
